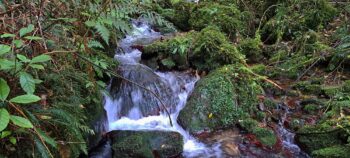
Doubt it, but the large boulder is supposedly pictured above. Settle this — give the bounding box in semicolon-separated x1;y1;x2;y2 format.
178;64;262;133
110;130;183;158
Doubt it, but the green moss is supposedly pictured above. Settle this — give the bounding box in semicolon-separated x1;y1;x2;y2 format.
251;64;267;75
343;80;350;92
263;98;277;110
311;145;350;158
296;124;345;154
293;81;322;95
189;2;243;38
322;85;343;98
158;2;195;31
303;104;319;114
239;118;259;133
178;64;262;133
191;26;245;71
253;128;277;147
144;26;245;71
238;37;264;62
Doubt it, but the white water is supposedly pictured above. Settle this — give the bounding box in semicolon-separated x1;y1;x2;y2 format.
104;19;223;157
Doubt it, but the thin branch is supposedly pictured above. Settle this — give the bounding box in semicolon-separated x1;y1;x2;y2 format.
8;102;54;158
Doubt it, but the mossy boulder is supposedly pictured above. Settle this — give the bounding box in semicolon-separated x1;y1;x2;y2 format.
143;27;245;71
178;64;262;133
189;2;243;38
311;145;350;158
110;130;183;158
295;124;346;154
190;26;245;71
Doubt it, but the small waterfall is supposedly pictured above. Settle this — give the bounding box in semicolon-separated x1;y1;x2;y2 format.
276;104;310;158
104;19;223;157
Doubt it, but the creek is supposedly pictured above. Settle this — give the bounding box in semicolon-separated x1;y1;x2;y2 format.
91;19;309;158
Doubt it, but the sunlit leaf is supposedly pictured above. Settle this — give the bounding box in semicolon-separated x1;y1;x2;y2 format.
29;64;45;70
1;33;15;38
0;44;11;56
19;24;34;37
31;54;52;63
24;36;42;40
10;115;34;128
9;136;16;145
0;78;10;101
0;108;10;131
19;72;36;94
17;54;31;63
9;94;41;104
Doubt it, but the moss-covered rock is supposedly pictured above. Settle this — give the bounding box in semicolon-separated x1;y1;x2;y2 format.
189;2;243;38
295;124;346;154
110;130;183;158
178;64;262;133
143;26;245;71
311;145;350;158
190;26;245;70
252;127;277;147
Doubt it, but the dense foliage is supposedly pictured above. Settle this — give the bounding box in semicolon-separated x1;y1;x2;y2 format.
1;0;350;157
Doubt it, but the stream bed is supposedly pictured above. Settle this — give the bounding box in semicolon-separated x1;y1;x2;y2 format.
91;19;309;158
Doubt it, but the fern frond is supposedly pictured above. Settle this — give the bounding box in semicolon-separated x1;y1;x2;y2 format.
95;23;110;44
88;40;104;49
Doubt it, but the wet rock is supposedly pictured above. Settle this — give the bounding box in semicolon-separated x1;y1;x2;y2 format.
110;130;183;158
203;129;242;157
88;137;112;158
108;64;180;118
178;64;262;133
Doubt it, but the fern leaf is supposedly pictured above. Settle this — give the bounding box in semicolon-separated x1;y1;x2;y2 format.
95;24;110;45
88;40;104;49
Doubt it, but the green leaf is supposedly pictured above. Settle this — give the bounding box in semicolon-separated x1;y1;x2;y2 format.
29;64;45;70
1;131;11;139
24;36;42;40
13;40;24;48
85;20;96;27
0;59;21;70
95;24;110;44
17;54;31;63
0;108;10;131
9;94;41;104
1;33;15;38
9;136;16;145
0;78;10;101
19;24;34;37
10;115;33;128
0;44;11;56
34;79;43;84
19;72;36;94
31;54;52;63
36;128;57;148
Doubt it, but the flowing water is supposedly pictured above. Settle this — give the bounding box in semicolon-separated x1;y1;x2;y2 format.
104;19;223;157
101;19;308;158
